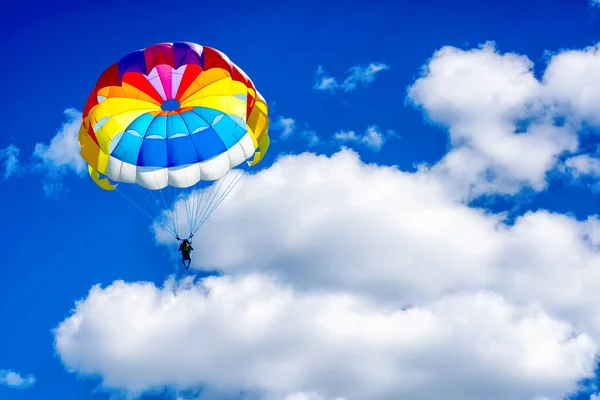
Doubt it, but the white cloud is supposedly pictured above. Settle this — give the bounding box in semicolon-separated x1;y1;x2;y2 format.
146;147;600;400
0;369;36;389
301;129;320;147
314;63;389;93
313;66;338;92
32;108;85;174
0;144;22;179
56;148;600;400
31;108;86;197
333;126;396;151
54;274;596;400
0;109;87;196
271;116;320;147
408;41;581;199
542;43;600;124
564;154;600;177
282;392;345;400
273;116;296;138
407;41;600;200
152;149;600;329
341;63;389;92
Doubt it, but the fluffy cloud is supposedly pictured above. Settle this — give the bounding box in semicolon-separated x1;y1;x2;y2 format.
54;274;596;400
407;42;582;199
56;148;600;400
333;126;397;151
542;43;600;124
156;150;501;300
0;109;86;195
314;63;389;93
0;144;22;180
32;108;85;175
152;150;600;333
0;369;36;389
144;147;600;400
31;108;86;197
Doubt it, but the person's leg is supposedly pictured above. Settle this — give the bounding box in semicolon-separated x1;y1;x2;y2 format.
182;252;190;268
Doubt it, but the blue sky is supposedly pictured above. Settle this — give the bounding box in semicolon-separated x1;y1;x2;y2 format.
3;1;600;399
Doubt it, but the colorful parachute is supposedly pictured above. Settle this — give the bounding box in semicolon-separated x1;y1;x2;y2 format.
78;42;270;239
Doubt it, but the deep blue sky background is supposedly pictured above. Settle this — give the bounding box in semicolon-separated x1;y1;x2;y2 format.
1;0;600;399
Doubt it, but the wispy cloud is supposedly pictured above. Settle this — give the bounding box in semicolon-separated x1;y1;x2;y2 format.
564;154;600;177
302;129;320;147
342;63;390;92
0;369;36;389
334;125;397;151
313;66;338;92
273;116;297;139
314;62;389;93
0;144;22;180
0;109;86;197
31;108;86;198
271;115;321;147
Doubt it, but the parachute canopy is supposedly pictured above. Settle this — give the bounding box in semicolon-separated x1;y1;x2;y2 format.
78;42;270;238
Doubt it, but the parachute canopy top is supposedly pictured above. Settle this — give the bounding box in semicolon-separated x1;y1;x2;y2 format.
79;41;270;191
78;42;270;239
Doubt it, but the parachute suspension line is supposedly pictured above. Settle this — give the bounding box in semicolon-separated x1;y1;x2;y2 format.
191;174;208;234
192;171;229;234
193;180;218;232
150;172;179;239
132;183;158;214
165;184;176;237
183;169;195;238
140;185;168;232
173;184;181;237
174;185;184;238
162;187;179;239
188;163;216;237
132;183;169;232
190;181;202;236
196;169;245;231
114;184;178;238
114;186;154;221
189;168;246;236
190;163;221;235
190;176;199;236
189;185;198;234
